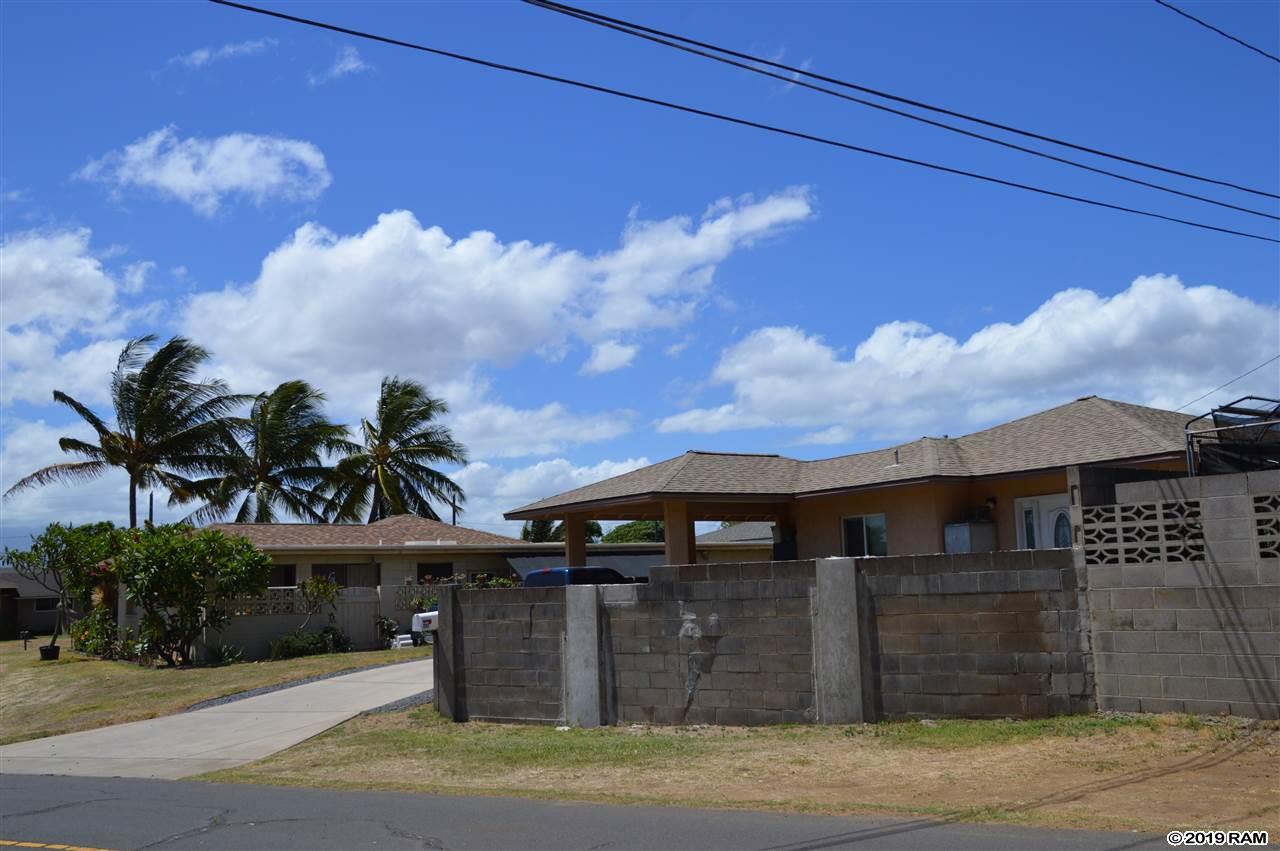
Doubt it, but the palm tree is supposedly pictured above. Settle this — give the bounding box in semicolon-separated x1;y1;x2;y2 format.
174;381;350;524
3;336;244;528
328;377;467;523
522;519;603;542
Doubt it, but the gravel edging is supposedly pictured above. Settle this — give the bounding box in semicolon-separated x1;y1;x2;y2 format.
185;657;428;713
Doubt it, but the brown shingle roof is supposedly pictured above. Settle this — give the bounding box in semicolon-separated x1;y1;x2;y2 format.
208;514;520;548
506;396;1195;517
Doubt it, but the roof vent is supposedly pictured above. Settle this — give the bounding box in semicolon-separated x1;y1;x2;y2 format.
886;449;901;469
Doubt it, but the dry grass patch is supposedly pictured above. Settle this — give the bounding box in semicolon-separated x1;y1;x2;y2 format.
203;710;1280;835
0;639;431;745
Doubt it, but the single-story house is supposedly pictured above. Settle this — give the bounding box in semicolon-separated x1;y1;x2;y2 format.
505;396;1196;566
696;521;775;563
0;569;60;638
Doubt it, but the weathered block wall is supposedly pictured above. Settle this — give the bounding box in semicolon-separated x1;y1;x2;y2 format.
1086;471;1279;719
602;561;817;726
861;549;1093;718
450;587;566;722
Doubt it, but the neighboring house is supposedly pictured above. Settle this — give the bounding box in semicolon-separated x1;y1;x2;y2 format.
0;569;60;638
208;514;756;590
505;396;1197;566
696;522;775;564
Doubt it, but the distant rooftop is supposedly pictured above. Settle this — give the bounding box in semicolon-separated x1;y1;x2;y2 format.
209;514;520;549
696;521;775;544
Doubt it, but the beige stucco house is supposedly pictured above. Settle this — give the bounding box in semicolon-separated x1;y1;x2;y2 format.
505;396;1195;566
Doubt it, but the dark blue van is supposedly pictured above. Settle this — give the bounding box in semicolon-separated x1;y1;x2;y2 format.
522;566;633;587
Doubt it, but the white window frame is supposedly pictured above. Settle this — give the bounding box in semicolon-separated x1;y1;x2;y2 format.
841;513;888;558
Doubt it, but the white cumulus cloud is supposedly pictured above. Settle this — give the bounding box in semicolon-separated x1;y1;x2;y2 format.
170;38;276;69
659;274;1280;441
308;46;371;86
437;374;632;459
581;340;638;375
179;189;813;411
452;456;651;535
0;228;153;406
78;127;331;216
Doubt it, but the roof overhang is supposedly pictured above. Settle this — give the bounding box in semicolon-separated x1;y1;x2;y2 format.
504;453;1186;519
504;492;794;521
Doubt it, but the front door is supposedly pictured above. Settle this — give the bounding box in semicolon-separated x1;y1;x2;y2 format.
1013;494;1072;549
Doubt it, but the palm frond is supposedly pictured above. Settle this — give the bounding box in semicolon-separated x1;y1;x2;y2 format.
3;461;109;497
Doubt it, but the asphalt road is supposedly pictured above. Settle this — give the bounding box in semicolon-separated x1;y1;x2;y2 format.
0;775;1170;851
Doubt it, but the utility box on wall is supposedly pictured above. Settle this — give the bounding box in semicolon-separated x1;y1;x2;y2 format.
944;522;997;554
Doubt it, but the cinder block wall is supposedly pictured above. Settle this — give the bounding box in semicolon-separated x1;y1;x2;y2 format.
1086;471;1279;719
450;587;566;722
861;550;1093;718
602;561;817;726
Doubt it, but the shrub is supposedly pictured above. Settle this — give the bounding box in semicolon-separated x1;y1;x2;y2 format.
374;616;400;648
269;625;353;660
270;630;326;660
296;575;341;629
205;643;245;666
70;605;119;658
115;525;272;666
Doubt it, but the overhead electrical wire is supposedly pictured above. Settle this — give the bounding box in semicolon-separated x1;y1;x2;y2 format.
207;0;1279;244
527;0;1280;201
1153;0;1280;64
1174;354;1280;412
521;0;1276;221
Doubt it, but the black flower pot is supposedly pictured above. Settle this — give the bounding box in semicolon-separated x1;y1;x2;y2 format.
39;645;61;661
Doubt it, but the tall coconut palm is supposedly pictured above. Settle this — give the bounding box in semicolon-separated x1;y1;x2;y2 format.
3;336;245;527
174;381;350;524
328;377;467;523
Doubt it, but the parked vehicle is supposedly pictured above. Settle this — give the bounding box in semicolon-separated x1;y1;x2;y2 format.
411;610;438;645
522;566;635;587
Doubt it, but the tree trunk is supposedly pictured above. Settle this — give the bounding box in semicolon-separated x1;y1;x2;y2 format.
128;476;138;529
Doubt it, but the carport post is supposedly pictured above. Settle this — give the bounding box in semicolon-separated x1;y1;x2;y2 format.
564;514;588;567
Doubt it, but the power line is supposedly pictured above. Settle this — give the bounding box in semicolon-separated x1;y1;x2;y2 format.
523;0;1277;222
208;0;1279;244
1154;0;1280;64
1174;353;1280;412
528;0;1280;201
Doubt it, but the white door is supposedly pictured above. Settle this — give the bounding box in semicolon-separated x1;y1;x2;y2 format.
1014;494;1072;549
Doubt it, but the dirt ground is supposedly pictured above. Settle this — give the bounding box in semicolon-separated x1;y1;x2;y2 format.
205;712;1280;835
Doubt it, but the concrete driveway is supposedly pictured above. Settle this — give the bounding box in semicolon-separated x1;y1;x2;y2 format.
0;658;432;780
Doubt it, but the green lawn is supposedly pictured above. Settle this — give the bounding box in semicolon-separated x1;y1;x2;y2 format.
0;639;431;745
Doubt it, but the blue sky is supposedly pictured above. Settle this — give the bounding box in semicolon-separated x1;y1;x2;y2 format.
2;0;1277;542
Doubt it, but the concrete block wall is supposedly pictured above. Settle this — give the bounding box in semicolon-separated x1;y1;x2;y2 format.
602;561;817;726
1086;471;1279;719
860;549;1093;718
446;587;566;722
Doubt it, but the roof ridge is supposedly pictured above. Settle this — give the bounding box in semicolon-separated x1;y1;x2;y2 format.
654;451;700;491
1088;396;1178;450
801;436;925;465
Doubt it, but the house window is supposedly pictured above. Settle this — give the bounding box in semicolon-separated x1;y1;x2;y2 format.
417;563;454;583
269;564;297;587
315;563;381;588
32;598;59;612
842;514;888;557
